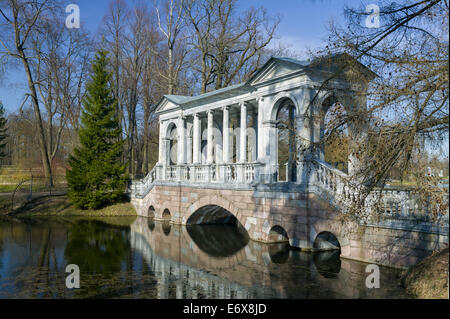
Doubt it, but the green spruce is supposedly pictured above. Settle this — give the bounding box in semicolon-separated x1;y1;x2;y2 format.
0;101;7;160
66;50;128;209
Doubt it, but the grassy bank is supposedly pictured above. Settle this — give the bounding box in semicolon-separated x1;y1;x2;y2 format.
13;195;137;217
402;248;449;299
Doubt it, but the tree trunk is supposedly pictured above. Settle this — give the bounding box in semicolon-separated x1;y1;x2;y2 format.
20;53;53;185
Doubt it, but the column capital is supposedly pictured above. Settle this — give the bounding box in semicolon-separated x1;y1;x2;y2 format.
257;96;265;102
222;105;230;111
207;109;214;115
239;101;249;108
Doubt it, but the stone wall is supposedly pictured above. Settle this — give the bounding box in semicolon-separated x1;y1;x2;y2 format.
131;183;448;267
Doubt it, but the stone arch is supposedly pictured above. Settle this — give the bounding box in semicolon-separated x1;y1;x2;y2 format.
142;196;159;218
162;208;171;221
164;120;178;138
148;205;156;218
183;195;244;228
165;121;178;165
269;92;300;121
268;93;300;182
313;231;341;251
157;199;177;220
319;93;350;167
268;225;289;242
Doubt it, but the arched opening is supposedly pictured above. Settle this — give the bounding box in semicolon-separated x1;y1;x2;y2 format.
148;206;155;219
275;99;297;182
268;225;289;242
162;209;171;221
313;231;341;251
167;123;178;165
187;205;238;225
321;96;349;173
186;205;249;257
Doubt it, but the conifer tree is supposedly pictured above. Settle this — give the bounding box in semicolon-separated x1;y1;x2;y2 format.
66;50;128;209
0;101;7;160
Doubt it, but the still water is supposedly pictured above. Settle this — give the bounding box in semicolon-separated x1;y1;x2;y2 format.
0;216;410;299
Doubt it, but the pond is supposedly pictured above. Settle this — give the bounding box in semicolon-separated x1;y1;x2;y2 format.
0;216;411;299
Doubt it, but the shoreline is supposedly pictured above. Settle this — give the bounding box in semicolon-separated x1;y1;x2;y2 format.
4;194;137;217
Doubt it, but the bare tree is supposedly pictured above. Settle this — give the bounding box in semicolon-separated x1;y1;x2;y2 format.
185;0;280;93
100;0;130;147
155;0;186;95
0;0;56;184
315;0;449;219
32;11;91;167
122;4;151;176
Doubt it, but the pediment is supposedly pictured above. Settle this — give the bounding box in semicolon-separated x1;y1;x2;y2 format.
247;57;307;85
156;97;183;113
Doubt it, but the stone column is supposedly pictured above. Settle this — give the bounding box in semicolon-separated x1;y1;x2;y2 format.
257;98;265;161
177;116;186;164
187;136;192;164
222;106;230;163
193;113;201;164
207;110;214;163
251;110;258;162
296;87;315;185
239;102;247;163
158;120;165;163
163;137;171;166
266;120;278;183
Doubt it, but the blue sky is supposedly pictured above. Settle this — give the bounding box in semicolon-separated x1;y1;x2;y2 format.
0;0;364;113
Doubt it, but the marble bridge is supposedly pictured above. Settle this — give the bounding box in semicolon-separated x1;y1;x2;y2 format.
130;54;448;268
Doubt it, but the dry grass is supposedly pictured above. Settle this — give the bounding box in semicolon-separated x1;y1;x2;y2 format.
402;248;449;299
14;195;137;217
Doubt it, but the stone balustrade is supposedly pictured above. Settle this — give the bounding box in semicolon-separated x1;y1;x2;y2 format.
131;159;448;224
311;159;449;224
131;162;263;198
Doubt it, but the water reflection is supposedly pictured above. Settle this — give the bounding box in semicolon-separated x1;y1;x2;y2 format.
186;224;249;257
0;216;410;299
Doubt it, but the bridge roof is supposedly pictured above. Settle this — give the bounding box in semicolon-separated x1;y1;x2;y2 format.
155;54;376;114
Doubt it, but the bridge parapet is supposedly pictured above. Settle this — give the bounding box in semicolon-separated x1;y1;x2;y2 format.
311;159;449;224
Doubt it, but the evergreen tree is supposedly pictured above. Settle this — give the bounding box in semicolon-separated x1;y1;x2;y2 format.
66;50;128;209
0;101;7;160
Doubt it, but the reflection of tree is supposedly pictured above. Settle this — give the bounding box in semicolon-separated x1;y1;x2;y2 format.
64;220;130;274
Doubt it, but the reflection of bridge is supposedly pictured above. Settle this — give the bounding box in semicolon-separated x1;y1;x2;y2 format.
129;217;410;299
131;55;448;268
130;232;255;299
